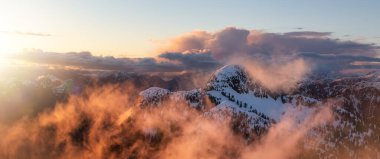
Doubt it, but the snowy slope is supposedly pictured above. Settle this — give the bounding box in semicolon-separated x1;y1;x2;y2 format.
206;65;294;120
138;64;380;158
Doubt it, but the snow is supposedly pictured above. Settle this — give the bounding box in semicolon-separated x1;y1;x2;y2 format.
208;88;287;121
137;64;380;158
170;89;202;108
207;64;290;121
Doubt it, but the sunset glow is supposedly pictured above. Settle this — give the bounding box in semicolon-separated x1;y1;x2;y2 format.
1;0;379;57
1;1;380;159
0;34;19;55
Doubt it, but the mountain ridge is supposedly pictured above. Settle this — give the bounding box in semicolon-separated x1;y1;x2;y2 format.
138;64;380;159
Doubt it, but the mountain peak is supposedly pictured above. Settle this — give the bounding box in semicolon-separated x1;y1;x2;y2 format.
206;64;250;94
213;65;246;79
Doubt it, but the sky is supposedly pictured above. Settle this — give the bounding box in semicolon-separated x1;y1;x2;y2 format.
0;0;380;57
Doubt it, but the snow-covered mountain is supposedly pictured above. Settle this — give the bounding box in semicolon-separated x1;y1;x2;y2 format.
138;64;380;159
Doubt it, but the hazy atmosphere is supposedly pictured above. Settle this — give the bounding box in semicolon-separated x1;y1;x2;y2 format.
1;1;380;159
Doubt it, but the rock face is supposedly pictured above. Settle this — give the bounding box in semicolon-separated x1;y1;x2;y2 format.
293;74;380;157
138;64;380;158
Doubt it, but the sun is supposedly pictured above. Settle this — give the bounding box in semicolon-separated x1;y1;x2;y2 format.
0;34;21;57
0;34;22;73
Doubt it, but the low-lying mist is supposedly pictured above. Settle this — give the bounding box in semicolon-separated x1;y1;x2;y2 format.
0;83;334;159
229;57;311;93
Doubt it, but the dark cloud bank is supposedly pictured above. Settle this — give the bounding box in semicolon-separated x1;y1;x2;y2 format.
10;27;380;74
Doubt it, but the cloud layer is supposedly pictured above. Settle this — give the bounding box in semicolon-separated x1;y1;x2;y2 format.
162;27;378;59
9;27;380;76
11;50;219;72
0;31;52;37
